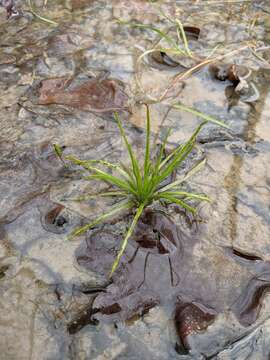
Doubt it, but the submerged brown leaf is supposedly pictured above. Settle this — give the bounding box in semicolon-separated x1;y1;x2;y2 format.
38;77;129;113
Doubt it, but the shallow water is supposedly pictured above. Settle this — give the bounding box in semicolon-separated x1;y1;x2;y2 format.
1;0;270;359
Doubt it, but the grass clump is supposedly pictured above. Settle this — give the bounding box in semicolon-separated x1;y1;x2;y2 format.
61;106;225;276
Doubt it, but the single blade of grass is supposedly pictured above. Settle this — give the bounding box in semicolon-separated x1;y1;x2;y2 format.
155;191;210;202
179;157;207;183
114;113;142;194
143;104;151;179
117;20;178;50
206;44;221;59
173;103;229;128
159;194;196;214
68;191;127;202
158;158;206;193
110;202;146;277
68;200;133;240
175;19;192;57
53;143;63;158
53;143;66;166
28;0;58;25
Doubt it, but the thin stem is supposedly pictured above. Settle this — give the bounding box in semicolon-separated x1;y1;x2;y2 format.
110;202;146;277
144;104;151;179
68;201;133;240
175;19;192;57
173;103;229;128
28;0;58;25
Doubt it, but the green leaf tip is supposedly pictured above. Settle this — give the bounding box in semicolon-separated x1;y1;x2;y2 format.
173;103;230;129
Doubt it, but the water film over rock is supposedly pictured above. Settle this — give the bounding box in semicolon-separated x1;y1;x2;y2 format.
1;0;270;359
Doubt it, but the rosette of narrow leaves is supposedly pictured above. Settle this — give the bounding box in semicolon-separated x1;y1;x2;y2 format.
62;106;226;276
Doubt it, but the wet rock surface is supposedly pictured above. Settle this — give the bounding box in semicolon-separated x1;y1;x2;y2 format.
1;0;270;359
74;209;270;352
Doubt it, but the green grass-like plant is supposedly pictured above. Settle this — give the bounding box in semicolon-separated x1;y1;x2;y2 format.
28;0;58;26
62;106;225;277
